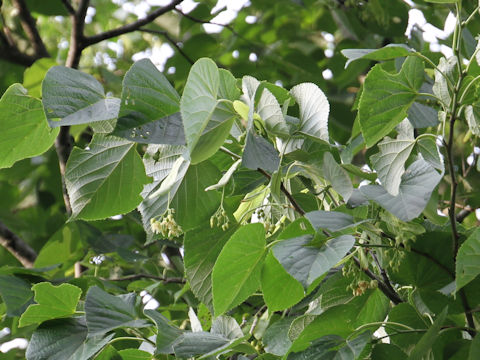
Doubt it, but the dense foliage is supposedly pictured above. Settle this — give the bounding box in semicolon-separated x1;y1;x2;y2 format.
0;0;480;359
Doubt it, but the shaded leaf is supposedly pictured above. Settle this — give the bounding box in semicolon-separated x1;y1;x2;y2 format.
456;228;480;291
0;275;34;317
407;102;438;128
323;152;353;200
242;130;280;173
342;44;412;68
258;87;289;137
144;309;182;354
409;307;448;360
304;210;355;232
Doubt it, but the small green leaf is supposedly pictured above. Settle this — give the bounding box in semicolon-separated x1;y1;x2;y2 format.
242;130;280;173
19;282;82;327
118;349;152;360
42;66;120;127
323;152;353;200
23;58;57;98
433;57;456;107
258;87;289;137
290;83;329;142
358;56;424;147
263;317;294;356
341;44;412;68
456;228;480;291
0;84;59;169
465;104;480;136
85;286;149;336
212;223;266;315
416;136;444;171
66;134;150;220
273;235;354;288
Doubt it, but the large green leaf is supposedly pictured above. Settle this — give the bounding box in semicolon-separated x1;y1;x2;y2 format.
290;83;329;142
273;235;355;288
370;137;415;196
409;307;447;360
407;102;439;128
180;58;220;162
184;225;238;310
263;318;294;356
258;87;289;137
358;56;424;147
42;66;120;127
65;134;150;220
0;275;33;316
85;286;149;336
19;282;82;327
261;251;304;312
456;228;480;291
359;159;441;221
371;344;407;360
212;223;266;315
242;130;280;173
26;318;112;360
173;332;230;358
304;210;355;233
0;84;59;169
113;59;183;144
341;44;412;68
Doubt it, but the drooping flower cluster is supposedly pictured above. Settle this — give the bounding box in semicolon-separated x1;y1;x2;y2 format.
150;208;183;239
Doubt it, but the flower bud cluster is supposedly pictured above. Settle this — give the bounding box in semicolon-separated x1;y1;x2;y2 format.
210;206;230;231
150;209;183;239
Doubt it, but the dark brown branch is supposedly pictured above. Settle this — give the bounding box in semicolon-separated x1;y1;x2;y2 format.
0;33;37;66
370;250;400;302
257;168;305;216
12;0;49;58
61;0;76;15
0;221;37;268
102;274;185;283
83;0;183;47
138;28;194;65
65;0;89;68
351;255;404;305
175;8;243;39
55;126;73;214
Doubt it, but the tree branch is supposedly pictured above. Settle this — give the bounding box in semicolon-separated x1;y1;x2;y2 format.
138;28;194;65
83;0;183;47
0;221;37;268
65;0;89;68
12;0;49;58
61;0;75;15
0;32;37;66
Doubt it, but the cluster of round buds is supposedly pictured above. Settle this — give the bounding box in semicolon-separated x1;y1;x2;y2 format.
352;280;378;296
210;206;230;231
150;209;183;239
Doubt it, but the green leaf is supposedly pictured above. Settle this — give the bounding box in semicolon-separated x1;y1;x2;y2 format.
304;210;355;232
290;82;329;142
85;286;149;336
354;289;390;327
0;84;59;169
341;44;412;68
218;68;240;101
212;223;266;315
113;59;182;144
409;307;448;360
386;303;427;351
42;66;120;127
359;159;441;221
358;56;424;147
19;282;82;327
469;332;480;360
173;332;230;358
433;57;456;107
211;315;243;340
465;104;480;136
273;235;355;288
456;228;480;291
424;0;458;3
65;134;150;220
184;225;238;310
118;349;152;360
371;344;407;360
261;251;304;312
170;161;221;231
322;152;353;201
416;137;444;171
371;136;415;196
242;130;280;173
0;275;33;316
144;309;182;354
258;87;289;137
23;58;57;98
263;317;294;356
180;58;219;160
408;102;439;128
26;318;112;360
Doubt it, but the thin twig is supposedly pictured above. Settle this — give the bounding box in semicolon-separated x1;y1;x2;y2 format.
61;0;75;15
370;250;400;302
102;274;185;283
0;221;37;268
139;28;194;64
83;0;183;47
65;0;89;68
175;8;243;39
12;0;49;58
